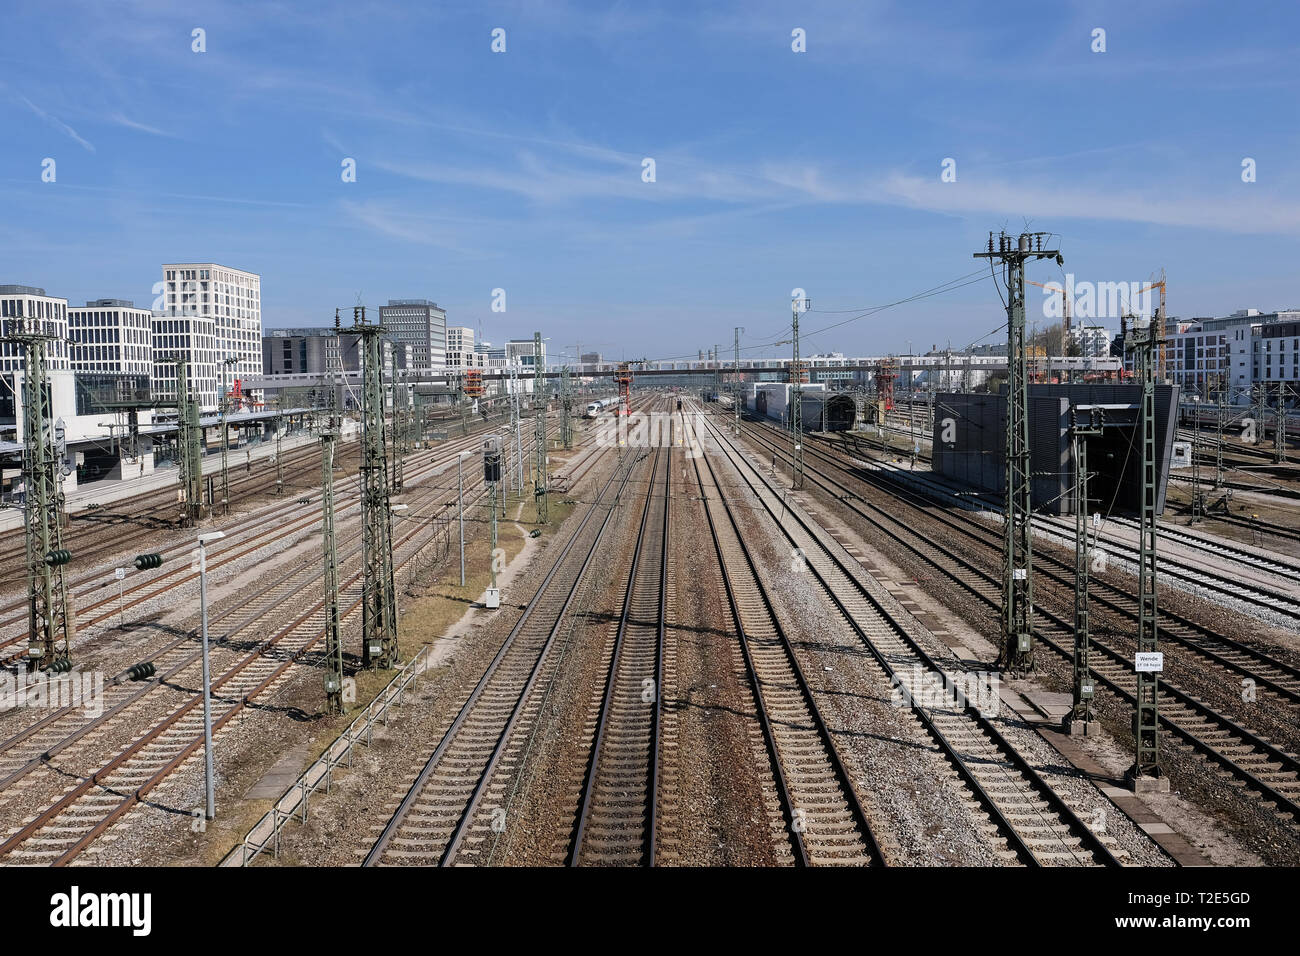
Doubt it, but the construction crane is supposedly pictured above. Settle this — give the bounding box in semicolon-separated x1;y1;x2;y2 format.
1027;279;1071;336
1133;270;1168;382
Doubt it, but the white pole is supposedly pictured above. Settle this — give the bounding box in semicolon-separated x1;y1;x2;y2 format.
458;455;466;586
199;540;215;821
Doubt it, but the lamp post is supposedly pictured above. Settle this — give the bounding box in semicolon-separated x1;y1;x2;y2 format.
197;529;225;821
219;356;239;514
458;450;472;586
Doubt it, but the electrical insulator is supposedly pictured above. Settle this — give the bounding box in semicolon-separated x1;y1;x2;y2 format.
133;553;164;570
44;549;72;566
126;662;157;681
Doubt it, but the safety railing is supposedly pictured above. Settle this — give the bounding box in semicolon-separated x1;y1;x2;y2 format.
220;644;433;867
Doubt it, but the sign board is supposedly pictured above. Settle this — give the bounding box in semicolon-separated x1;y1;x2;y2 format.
114;568;126;581
1135;652;1164;673
1013;568;1027;580
1169;441;1192;468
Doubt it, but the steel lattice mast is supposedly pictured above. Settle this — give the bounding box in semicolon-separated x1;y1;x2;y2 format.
1126;316;1164;788
320;311;346;711
560;365;573;450
320;404;345;712
1068;407;1104;732
533;332;548;524
790;295;808;490
974;231;1062;674
734;326;744;429
170;356;203;527
342;306;398;669
8;322;75;670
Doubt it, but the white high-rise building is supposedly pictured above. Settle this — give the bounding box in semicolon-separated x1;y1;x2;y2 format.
0;285;70;374
156;264;263;409
69;299;154;376
446;326;478;368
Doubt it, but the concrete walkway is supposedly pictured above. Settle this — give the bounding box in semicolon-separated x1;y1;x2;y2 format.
0;429;349;534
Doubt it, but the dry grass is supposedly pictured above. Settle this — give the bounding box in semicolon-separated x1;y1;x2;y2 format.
210;444;593;864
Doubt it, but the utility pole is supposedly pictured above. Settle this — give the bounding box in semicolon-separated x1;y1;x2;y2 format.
791;295;809;490
1215;382;1225;490
342;307;398;670
734;326;744;429
1276;382;1288;464
509;364;524;493
6;321;75;670
1067;407;1103;734
275;413;284;495
1125;316;1167;791
171;356;203;527
1254;383;1267;447
1190;398;1204;523
219;356;236;515
533;332;548;524
560;365;573;450
391;403;404;493
319;365;344;714
974;231;1062;674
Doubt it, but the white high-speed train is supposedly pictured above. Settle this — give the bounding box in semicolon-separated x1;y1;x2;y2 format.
583;398;619;418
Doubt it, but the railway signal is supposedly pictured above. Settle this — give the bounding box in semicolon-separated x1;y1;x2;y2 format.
484;436;502;610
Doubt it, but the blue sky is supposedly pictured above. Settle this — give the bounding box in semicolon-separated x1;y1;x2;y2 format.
2;0;1298;363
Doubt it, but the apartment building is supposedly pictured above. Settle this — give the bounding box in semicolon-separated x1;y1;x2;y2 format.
156;264;263;410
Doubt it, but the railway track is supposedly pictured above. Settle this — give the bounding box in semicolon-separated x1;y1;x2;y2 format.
0;432;495;667
736;415;1300;821
0;452;479;864
0;412;618;789
0;411;622;866
691;438;884;865
0;437;339;590
567;445;669;866
694;407;1121;866
362;450;639;867
809;425;1300;628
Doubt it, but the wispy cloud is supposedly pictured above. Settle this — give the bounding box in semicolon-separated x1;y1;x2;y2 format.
18;96;96;152
108;112;176;138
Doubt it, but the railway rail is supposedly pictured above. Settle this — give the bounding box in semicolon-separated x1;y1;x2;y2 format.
0;410;620;866
362;448;640;867
735;414;1300;821
693;405;1122;866
567;444;669;866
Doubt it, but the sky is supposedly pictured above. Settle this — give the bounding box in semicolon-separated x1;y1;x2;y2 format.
2;0;1299;364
